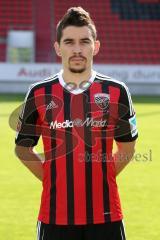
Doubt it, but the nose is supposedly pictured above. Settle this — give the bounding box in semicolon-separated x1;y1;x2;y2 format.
73;43;82;54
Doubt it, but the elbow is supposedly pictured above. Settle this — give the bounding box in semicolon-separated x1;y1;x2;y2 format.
15;145;28;161
15;145;34;162
127;145;136;161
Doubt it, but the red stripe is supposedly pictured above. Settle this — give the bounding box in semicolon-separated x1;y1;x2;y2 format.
71;94;87;224
90;83;105;223
107;86;123;221
52;84;68;224
34;87;52;223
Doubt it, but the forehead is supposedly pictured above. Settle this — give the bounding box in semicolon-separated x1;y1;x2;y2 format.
61;26;93;41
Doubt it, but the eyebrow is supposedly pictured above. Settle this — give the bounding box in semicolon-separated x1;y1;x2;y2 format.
81;38;92;42
63;37;91;43
63;38;74;43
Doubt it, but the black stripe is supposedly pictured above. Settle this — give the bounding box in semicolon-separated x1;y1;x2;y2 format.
101;83;111;222
63;90;75;224
83;90;93;224
45;84;57;224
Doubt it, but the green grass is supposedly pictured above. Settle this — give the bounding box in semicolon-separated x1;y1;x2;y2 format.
0;94;160;239
0;94;41;240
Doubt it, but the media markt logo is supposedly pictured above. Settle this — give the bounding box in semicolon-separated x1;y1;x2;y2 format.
50;118;108;129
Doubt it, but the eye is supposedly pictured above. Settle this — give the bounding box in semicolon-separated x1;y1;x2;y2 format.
64;40;73;45
81;40;90;44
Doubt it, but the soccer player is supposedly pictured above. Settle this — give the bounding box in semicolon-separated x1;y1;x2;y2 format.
15;6;138;240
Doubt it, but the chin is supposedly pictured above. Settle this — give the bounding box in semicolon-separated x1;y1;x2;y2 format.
69;67;86;73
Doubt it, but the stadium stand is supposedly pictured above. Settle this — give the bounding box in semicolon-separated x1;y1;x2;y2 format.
0;0;33;61
34;0;54;62
0;0;160;64
108;0;160;63
111;0;160;20
0;0;33;35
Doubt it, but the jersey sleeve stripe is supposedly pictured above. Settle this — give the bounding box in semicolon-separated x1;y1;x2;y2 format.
122;84;134;116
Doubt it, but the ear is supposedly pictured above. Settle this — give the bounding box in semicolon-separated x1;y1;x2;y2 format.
93;40;100;56
54;41;62;57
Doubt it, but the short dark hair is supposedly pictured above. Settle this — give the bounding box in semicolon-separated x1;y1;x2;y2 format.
56;7;97;43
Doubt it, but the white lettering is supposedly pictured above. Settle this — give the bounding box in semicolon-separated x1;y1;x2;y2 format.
50;118;108;129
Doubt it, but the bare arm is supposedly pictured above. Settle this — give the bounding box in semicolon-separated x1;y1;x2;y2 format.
15;145;44;181
113;141;136;176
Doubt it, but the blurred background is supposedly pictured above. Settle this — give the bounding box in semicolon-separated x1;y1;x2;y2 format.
0;0;160;93
0;0;160;239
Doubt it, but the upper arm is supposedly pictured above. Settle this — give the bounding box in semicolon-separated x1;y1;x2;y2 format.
15;85;41;147
115;140;136;153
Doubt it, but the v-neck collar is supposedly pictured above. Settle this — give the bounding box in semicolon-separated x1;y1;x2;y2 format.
58;70;97;95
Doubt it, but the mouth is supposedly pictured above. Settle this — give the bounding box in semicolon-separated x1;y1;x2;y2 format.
70;57;86;62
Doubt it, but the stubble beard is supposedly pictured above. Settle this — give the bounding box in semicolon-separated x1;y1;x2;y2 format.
68;56;87;74
69;67;86;73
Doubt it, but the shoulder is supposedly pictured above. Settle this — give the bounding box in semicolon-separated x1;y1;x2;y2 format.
96;72;126;87
95;72;128;90
30;74;59;91
26;74;59;97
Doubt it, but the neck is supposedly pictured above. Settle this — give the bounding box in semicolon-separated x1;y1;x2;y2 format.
62;68;93;86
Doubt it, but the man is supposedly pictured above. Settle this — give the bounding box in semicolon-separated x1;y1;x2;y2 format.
15;7;138;240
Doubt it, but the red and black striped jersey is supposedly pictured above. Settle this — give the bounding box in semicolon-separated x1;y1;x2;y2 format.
15;71;138;225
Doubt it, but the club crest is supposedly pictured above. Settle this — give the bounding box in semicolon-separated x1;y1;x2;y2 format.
94;93;110;110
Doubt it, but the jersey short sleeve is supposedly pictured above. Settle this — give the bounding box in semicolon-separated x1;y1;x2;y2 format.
114;83;138;142
15;85;41;147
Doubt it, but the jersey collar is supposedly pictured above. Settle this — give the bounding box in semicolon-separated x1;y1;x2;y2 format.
58;70;97;95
